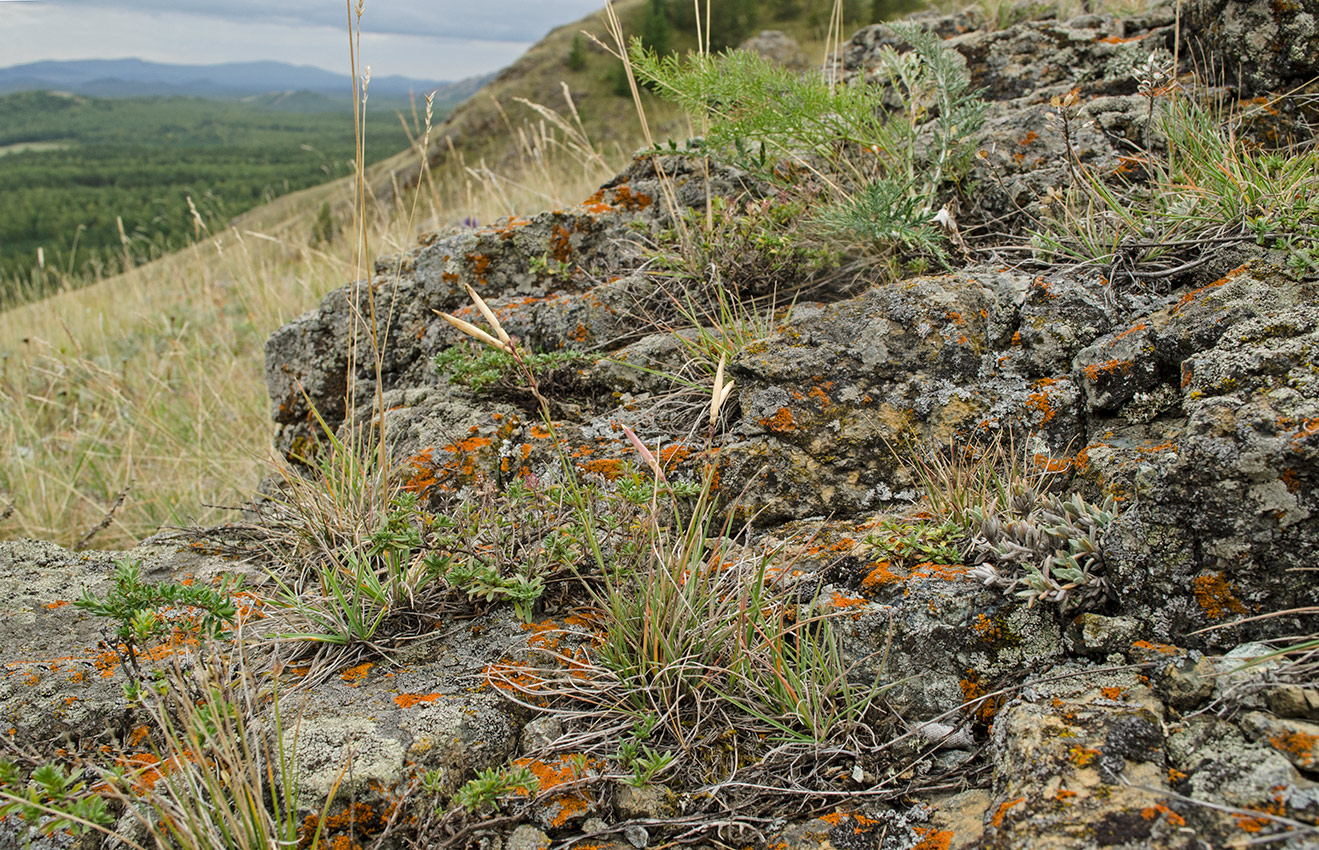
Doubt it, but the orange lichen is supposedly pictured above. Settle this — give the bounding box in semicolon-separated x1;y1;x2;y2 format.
912;827;954;850
1068;746;1100;767
339;662;373;685
298;801;391;850
42;600;70;610
550;224;573;263
580;457;625;480
1267;729;1317;762
760;407;797;432
466;253;491;283
1193;572;1248;620
819;811;881;832
1100;686;1124;700
1110;322;1148;343
861;560;905;589
393;693;442;708
991;797;1025;828
1141;803;1187;827
1082;359;1133;382
1132;640;1180;655
959;670;1003;722
511;755;598;828
1026;380;1060;424
611;184;652;212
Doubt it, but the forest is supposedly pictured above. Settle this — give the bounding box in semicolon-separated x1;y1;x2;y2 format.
0;90;416;304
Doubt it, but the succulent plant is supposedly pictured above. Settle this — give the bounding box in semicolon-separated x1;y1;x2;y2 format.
966;483;1116;612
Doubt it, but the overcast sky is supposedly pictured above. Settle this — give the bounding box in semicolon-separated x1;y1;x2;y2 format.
0;0;606;81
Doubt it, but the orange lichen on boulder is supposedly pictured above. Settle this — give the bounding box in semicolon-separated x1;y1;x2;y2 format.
991;797;1025;828
512;755;599;828
912;826;955;850
960;671;1004;722
1141;803;1187;827
1082;359;1132;382
760;407;797;432
393;693;442;708
339;662;373;686
1193;572;1248;620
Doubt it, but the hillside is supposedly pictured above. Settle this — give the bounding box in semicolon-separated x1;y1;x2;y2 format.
0;57;478;100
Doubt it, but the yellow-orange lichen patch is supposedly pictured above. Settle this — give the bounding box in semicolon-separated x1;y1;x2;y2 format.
1068;746;1100;767
1266;729;1318;764
1193;572;1248;620
511;755;599;828
339;662;373;686
579;457;625;480
912;826;955;850
818;811;882;833
959;670;1004;723
1141;802;1187;827
1132;640;1180;655
760;407;797;432
393;693;442;709
523;619;563;651
991;797;1025;828
402;447;440;497
1082;359;1133;382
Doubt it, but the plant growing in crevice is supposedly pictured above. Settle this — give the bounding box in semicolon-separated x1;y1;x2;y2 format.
900;437;1117;611
75;557;239;698
451;765;538;814
0;761;115;847
434;345;589;396
629;20;987;263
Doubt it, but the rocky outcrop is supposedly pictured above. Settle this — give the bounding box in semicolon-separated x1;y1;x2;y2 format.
253;3;1319;844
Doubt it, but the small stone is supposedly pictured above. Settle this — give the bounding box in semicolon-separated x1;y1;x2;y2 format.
622;824;650;848
1266;685;1319;721
1068;613;1140;656
614;784;677;820
505;824;551;850
1241;712;1319;772
1157;656;1216;712
520;716;563;752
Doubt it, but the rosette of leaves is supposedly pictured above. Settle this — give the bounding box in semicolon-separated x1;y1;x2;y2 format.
966;486;1116;612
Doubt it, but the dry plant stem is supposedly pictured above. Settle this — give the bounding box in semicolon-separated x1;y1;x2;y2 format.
74;481;131;551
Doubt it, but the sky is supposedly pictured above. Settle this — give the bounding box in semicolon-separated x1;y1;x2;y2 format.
0;0;606;81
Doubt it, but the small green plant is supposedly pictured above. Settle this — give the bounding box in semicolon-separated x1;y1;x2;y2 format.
619;744;675;787
967;490;1116;611
567;33;588;71
1032;81;1319;279
452;765;538;814
865;516;965;566
0;761;115;846
630;21;987;263
75;557;238;694
434;345;588;395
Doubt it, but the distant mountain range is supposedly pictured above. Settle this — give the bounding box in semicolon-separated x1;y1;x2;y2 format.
0;58;491;105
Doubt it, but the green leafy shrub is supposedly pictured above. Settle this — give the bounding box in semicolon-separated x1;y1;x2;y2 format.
75;558;238;695
630;22;986;263
452;765;538;813
0;761;114;844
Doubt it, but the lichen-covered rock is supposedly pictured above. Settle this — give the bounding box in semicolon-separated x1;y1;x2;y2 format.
1187;0;1319;95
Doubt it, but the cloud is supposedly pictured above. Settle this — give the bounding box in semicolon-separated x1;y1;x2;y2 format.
0;0;605;78
25;0;604;43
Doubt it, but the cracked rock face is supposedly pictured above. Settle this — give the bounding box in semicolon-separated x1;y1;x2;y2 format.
1188;0;1319;96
